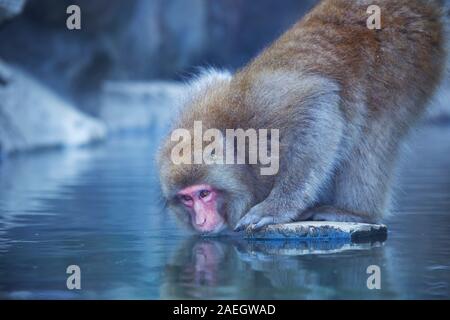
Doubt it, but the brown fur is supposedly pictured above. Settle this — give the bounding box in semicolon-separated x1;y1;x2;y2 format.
158;0;447;232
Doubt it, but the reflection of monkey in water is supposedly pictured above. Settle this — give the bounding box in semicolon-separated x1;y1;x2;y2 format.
158;0;448;234
188;240;225;286
161;238;391;299
161;239;237;299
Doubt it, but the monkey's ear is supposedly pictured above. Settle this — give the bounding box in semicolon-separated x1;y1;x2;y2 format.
187;68;232;98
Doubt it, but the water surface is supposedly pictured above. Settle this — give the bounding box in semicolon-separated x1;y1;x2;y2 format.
0;126;449;299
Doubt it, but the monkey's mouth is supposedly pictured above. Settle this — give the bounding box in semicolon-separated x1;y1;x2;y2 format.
196;221;227;236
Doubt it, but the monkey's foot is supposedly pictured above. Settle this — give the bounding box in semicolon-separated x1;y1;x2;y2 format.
304;206;377;224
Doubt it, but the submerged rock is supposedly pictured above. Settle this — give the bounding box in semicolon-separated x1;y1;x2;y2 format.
0;60;106;155
236;239;384;257
245;221;388;244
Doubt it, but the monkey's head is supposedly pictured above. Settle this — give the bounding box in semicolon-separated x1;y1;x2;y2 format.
157;150;261;235
157;69;270;234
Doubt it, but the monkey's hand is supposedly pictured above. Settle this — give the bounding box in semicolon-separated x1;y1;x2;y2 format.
234;201;303;232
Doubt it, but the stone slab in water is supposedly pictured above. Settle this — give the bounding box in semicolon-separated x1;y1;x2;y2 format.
245;221;388;243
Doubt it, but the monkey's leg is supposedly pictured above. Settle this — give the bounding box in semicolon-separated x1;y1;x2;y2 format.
308;136;398;224
235;83;345;231
301;206;375;223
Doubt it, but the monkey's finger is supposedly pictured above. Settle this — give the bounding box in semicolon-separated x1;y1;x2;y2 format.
233;217;250;231
234;214;261;231
234;220;250;232
250;216;275;231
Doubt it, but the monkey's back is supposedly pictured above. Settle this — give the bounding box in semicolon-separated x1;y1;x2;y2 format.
244;0;447;126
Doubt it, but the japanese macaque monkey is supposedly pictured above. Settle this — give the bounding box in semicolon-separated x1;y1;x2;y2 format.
158;0;448;234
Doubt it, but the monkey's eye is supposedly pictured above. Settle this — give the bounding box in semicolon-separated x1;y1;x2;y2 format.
180;195;193;203
199;190;211;199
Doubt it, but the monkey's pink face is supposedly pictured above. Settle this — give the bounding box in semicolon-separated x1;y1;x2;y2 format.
177;184;226;234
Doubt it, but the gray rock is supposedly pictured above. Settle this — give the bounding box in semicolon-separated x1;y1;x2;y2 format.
245;221;388;244
0;60;106;155
99;81;185;133
0;0;26;24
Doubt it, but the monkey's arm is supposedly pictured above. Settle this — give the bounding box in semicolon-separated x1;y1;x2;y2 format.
235;80;347;231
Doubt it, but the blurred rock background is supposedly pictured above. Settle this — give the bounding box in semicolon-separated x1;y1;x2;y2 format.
0;0;448;155
0;0;318;154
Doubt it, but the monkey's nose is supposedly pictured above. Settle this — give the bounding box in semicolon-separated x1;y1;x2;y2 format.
195;216;207;226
